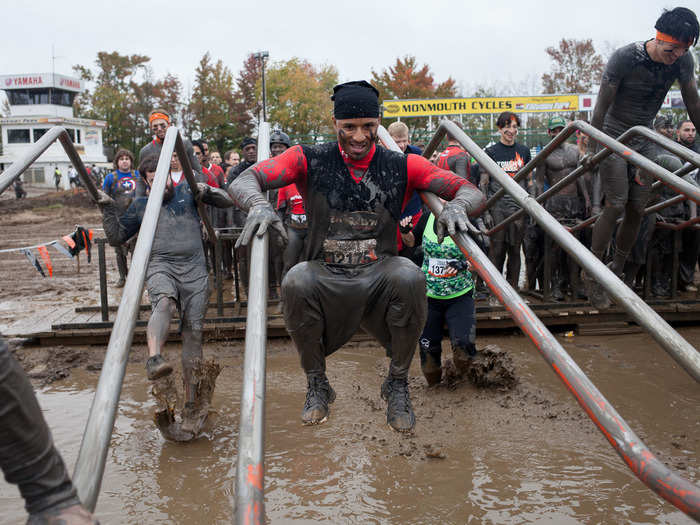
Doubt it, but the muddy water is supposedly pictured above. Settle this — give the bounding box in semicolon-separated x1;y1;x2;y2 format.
1;329;698;524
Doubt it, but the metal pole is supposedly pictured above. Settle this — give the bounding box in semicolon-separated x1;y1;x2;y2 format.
436;119;700;382
0;127;97;200
96;239;109;322
72;126;176;511
216;236;224;316
235;121;271;525
378;125;700;519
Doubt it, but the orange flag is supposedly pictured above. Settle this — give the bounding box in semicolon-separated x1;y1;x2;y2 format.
37;246;53;277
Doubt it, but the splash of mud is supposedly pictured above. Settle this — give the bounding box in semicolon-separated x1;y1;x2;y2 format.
462;345;517;390
151;359;221;442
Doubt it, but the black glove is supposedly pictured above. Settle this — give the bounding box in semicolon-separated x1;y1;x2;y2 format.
399;221;413;234
445;259;470;272
236;202;288;249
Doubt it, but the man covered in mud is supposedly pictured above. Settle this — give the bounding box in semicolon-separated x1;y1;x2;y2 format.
0;337;98;524
138;109;203;178
533;117;591;300
228;80;484;432
97;155;233;435
584;7;700;309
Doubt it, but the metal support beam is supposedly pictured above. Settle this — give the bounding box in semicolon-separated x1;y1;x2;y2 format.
379;125;700;520
72;127;176;511
0;126;99;200
430;119;700;383
235;122;271;525
96;239;109;322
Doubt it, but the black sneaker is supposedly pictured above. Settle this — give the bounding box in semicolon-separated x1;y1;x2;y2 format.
301;375;336;425
146;354;173;380
381;377;415;432
582;270;611;310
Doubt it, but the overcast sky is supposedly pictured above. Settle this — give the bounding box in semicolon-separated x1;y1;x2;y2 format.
0;0;688;101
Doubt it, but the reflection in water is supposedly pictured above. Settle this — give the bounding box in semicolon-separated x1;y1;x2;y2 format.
0;330;698;524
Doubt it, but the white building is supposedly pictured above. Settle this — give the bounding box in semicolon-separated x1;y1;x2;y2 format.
0;73;107;189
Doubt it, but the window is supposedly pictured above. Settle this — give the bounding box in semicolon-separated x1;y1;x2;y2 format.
7;129;30;143
33;128;50;142
75;129;81;144
29;90;49;104
7;91;30;105
66;128;75;142
51;90;74;107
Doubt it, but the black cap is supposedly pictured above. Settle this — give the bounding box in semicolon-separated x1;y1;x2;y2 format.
331;80;380;119
240;137;256;149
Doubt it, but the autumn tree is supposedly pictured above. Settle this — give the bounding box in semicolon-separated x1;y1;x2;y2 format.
541;39;604;94
234;54;264;132
185;53;250;152
371;55;457;132
264;58;338;140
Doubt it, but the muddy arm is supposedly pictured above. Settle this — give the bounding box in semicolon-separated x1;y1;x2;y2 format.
199;184;234;208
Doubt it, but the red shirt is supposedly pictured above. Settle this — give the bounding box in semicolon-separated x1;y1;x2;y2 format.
207;163;225;187
202;167;220;188
253;144;472;211
277;183;305;215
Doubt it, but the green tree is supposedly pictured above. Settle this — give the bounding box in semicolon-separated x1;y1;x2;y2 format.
264;58;338;140
73;51;182;157
541;39;604;94
185;53;249;153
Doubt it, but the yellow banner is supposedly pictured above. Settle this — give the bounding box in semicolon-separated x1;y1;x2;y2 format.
382;95;579;117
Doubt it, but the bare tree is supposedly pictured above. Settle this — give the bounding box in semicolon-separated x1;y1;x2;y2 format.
541;38;604;94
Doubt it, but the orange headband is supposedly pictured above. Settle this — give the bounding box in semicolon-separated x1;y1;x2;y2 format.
656;31;691;47
149;112;170;124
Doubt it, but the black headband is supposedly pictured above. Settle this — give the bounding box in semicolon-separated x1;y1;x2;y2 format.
332;80;380;119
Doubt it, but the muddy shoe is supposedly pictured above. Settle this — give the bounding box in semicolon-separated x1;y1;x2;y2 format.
453;345;476;375
146;354;173;380
301;375;336;425
381;377;415;432
180;401;204;436
420;352;442;386
582;270;610;310
27;503;99;525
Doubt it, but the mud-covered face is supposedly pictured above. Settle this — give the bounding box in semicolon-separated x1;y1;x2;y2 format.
242;144;257;163
270;143;288;157
653;39;690;65
150;118;168;140
117;155;132;172
144;170;175;202
498;119;518;146
334;117;379;160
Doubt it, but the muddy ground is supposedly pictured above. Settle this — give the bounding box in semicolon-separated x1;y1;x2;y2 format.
0;187;698;524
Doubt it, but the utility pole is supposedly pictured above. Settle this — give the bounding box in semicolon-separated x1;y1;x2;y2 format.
253;51;269;121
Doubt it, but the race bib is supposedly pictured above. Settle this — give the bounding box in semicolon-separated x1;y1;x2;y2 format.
428;257;451;277
322;238;378;265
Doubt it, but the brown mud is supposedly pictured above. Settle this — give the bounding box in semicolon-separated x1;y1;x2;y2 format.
1;187;698;523
152;360;222;442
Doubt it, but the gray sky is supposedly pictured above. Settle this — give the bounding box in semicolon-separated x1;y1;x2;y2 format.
0;0;685;100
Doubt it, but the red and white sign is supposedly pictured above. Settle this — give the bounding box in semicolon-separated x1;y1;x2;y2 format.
0;73;83;92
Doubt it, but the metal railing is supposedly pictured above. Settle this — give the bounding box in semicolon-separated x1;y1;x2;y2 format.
380;124;700;519
71;126;214;511
425;120;700;382
0;126;100;199
234;122;271;525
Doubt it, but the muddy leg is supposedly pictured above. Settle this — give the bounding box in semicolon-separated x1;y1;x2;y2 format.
145;298;176;380
114;245;128;287
0;339;96;523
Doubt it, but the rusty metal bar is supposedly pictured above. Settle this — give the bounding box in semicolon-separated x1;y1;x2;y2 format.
0;126;99;200
235;121;271;525
379;125;700;519
72;126;177;511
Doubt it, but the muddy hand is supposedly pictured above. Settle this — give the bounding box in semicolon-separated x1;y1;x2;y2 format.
194;182;209;202
236;203;288;249
95;190;114;208
436;201;470;244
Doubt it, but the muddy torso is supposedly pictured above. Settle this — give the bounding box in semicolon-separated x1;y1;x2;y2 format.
300;143;407;266
603;41;694;137
119;182;206;279
543;143;580;196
